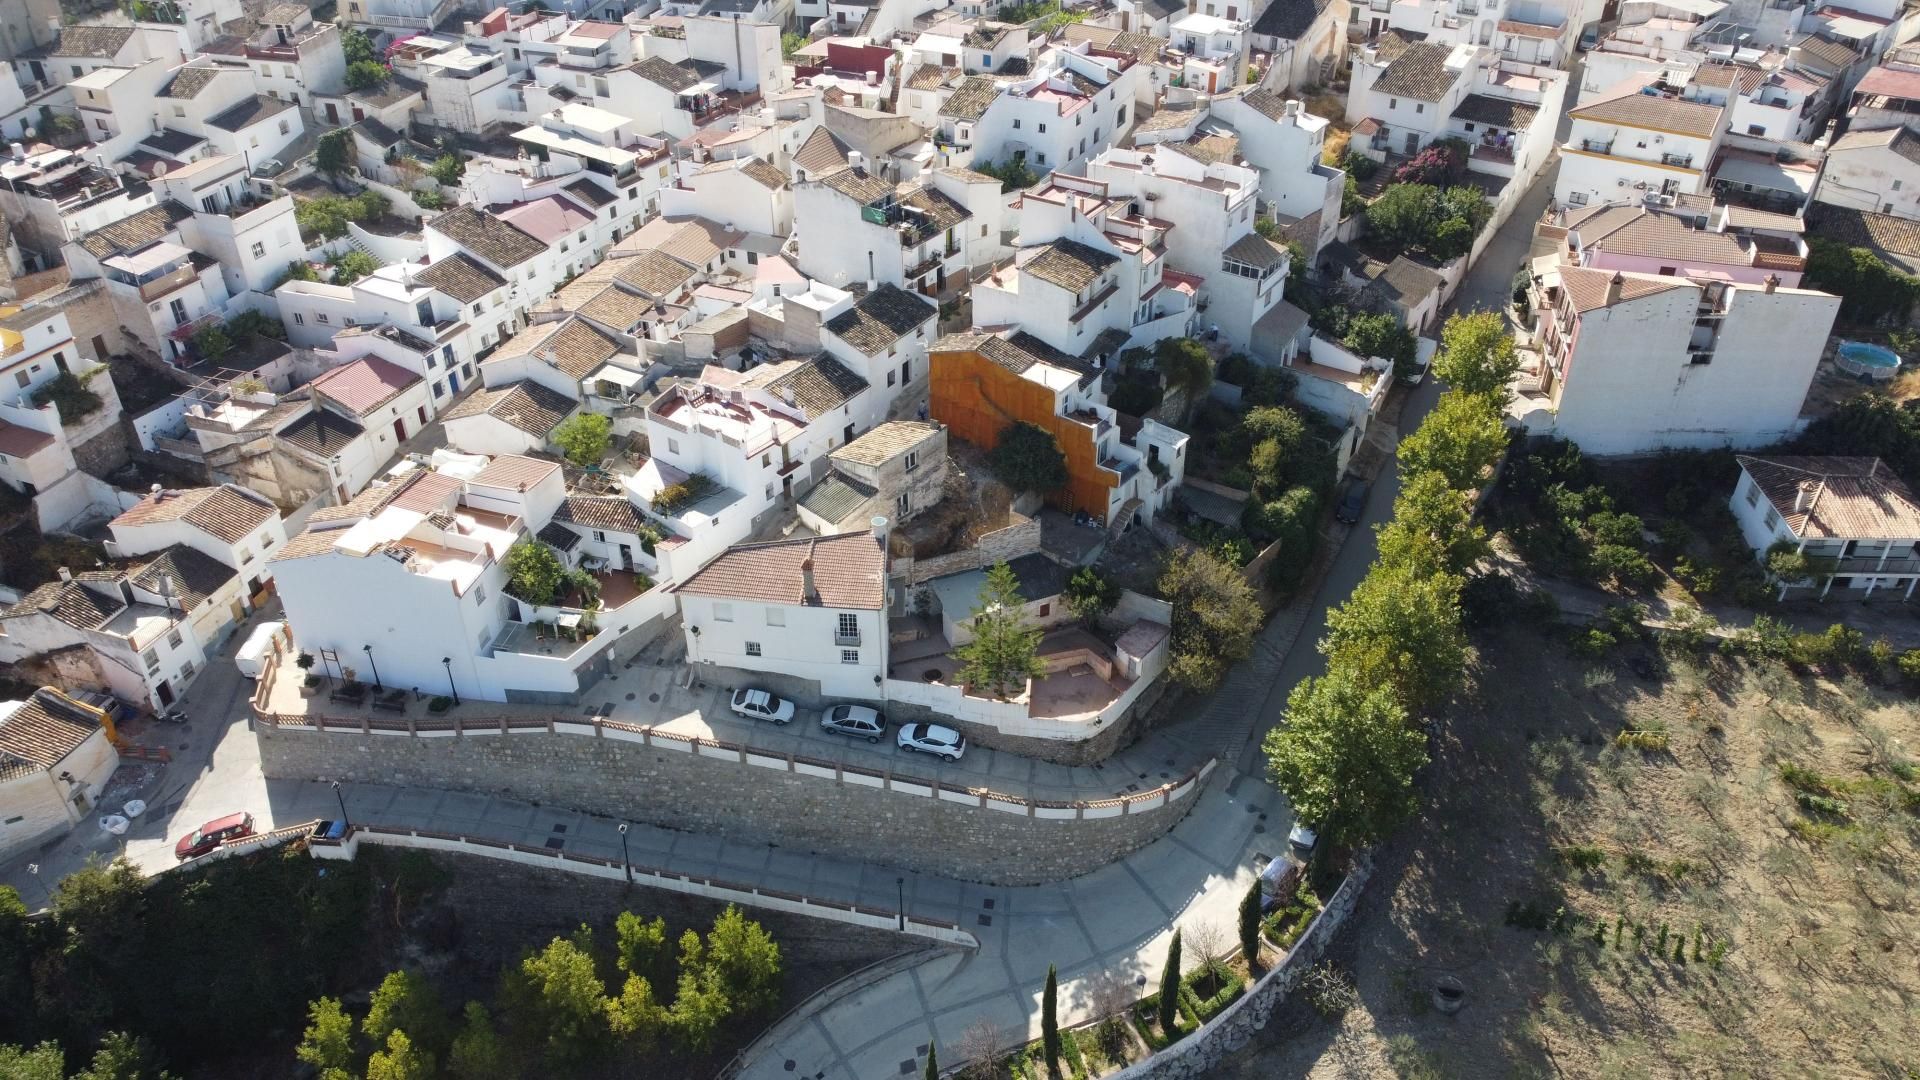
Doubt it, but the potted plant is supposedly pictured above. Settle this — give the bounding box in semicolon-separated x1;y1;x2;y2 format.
296;651;318;694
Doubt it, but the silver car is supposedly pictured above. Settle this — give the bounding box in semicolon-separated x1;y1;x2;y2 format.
820;704;886;743
897;722;967;762
731;688;795;725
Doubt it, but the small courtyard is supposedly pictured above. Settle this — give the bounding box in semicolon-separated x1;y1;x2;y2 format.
887;625;1137;719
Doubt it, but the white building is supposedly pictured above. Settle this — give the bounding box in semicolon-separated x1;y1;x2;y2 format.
0;688;119;863
1348;37;1566;185
937;40;1144;176
1210;89;1345;256
107;484;287;600
226;2;348;105
1558;75;1725;208
1250;0;1349;93
1814;126;1920;220
1731;455;1920;601
673;529;890;701
792;167;987;296
1519;265;1839;453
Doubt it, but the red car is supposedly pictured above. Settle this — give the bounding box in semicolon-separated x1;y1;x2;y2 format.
174;812;254;861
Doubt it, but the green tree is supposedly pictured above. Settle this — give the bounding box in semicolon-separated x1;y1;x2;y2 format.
0;1043;64;1080
1396;391;1508;492
614;912;669;983
294;997;357;1079
429;153;467;187
503;541;567;604
606;975;669;1050
315;129;353;178
1156;930;1182;1035
71;1033;175;1080
1342;313;1417;381
447;1002;510;1080
667;969;730;1053
1321;564;1467;716
342;26;378;65
1158;548;1262;692
329;250;381;285
1431;311;1519;404
366;1030;433;1080
1063;566;1120;623
1155;337;1214;423
552;411;611;467
365;970;447;1059
976;157;1040;192
989;421;1068;493
345;59;392;92
1805;237;1920;324
924;1043;938;1080
1263;664;1428;847
1375;470;1488;577
1363;183;1436;250
1238;878;1263;971
780;30;807;58
1041;964;1061;1078
190;323;231;362
951;562;1047;698
704;905;782;1015
510;934;610;1065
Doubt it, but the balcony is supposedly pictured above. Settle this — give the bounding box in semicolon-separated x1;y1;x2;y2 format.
135;264;200;302
1660;152;1695;168
834;630;862;646
1069;281;1119;324
1578;138;1614;154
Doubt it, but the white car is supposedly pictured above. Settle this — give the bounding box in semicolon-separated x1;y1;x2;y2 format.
820;704;886;743
730;688;795;725
897;722;967;762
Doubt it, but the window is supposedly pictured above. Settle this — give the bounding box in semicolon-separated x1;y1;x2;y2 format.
593;530;607;542
472;303;484;316
1898;180;1907;192
667;437;680;454
238;546;253;564
1747;124;1766;136
317;314;330;324
472;584;487;604
143;649;159;672
1415;103;1424;114
172;105;184;118
12;371;25;389
167;629;183;649
1389;97;1398;109
841;649;860;664
1763;507;1781;532
905;450;919;472
1039;603;1050;617
251;241;265;258
714;602;734;622
887;370;896;386
766;608;785;626
179;660;195;681
293;313;304;325
1013;118;1021;129
896;492;911;516
1038;122;1047;133
1744;479;1760;507
745;641;762;656
434;381;446;398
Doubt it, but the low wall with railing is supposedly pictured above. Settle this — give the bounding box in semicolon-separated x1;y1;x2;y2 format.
252;709;1216;885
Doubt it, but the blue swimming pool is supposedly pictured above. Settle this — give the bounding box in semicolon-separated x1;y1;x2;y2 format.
1837;341;1903;381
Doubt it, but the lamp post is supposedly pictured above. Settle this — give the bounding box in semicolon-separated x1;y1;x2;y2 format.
362;644;382;691
441;657;459;705
896;876;906;932
331;780;349;830
618;823;632;887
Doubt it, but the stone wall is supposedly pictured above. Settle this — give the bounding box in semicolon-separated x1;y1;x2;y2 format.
1105;854;1375;1080
902;512;1042;585
69;421;131;477
253;720;1213;885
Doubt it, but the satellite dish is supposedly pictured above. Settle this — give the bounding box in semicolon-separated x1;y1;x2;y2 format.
21;126;34;139
153;161;169;177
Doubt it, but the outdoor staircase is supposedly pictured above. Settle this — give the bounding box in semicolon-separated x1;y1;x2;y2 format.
1108;497;1144;537
341;233;385;266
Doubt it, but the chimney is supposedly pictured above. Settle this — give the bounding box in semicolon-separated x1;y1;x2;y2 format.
1763;273;1779;294
1794;481;1813;514
56;566;71;582
1605;271;1624;307
1285;99;1301;119
800;556;819;604
870;515;889;544
149;483;162;497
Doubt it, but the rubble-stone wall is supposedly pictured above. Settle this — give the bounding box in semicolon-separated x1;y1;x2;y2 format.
902;512;1041;584
253;721;1210;885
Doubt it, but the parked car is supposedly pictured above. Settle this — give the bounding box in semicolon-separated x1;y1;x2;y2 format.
897;722;967;761
1335;480;1370;525
175;812;255;861
730;688;795;725
1578;26;1598;50
1288;822;1319;856
821;704;886;743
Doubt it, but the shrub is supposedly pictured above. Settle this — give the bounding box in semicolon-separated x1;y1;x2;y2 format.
328;249;380;285
345;59;391;92
503;541;566;605
1615;729;1670;752
1391;141;1466;186
1340;149;1377;180
411;189;446;210
1556;844;1608;872
429;152;466;187
31;370;104;422
990;421;1069;493
552;412;612;467
650;473;716;515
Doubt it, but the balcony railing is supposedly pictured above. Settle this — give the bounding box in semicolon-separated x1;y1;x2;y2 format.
834;631;862;646
1660;152;1695;168
1579;139;1614;154
1828;555;1920;574
137;264;200;302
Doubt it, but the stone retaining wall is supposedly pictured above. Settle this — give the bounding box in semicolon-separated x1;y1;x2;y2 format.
253;720;1213;886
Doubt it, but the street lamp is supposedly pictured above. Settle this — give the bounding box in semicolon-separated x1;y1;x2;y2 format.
331;780;350;830
441;657;459;705
896;876;906;932
618;823;632;887
362;645;382;691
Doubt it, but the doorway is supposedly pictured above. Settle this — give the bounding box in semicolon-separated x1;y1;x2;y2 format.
618;544;633;571
324;102;339;124
91;335;107;361
393;418;407;442
156;681;174;707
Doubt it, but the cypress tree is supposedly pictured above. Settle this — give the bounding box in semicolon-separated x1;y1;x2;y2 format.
1157;930;1182;1035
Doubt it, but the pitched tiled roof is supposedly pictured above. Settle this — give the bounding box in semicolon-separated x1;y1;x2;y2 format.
495;318;622;380
276;409;365;456
556;496;647;531
1373;42;1457;101
310;356;422;416
937;165;998;184
539;521;582;551
631;55;701;91
112;486;275;544
0;689;105;772
442;380;574;436
901;185;970;231
1;580;123;630
578;286;654;329
427;205;547;268
1222;232;1289;270
616;249;697;297
1366;254;1445;308
794;126;852;177
1574;206;1752;264
348;73;424;108
825;283;936;354
208;94;297;132
416;252;509;303
908;64;957;90
1558;265;1690;312
834;420;941;466
307;481;400;525
1793;33;1858;72
53;25;136;58
1829;124;1920;166
387;470;463;513
75;201;192;259
1805;203;1920;270
1451;93;1538;129
671;531;886;608
564;177;616;208
1137;99;1204;133
471;454;562;491
1239;87;1295;122
655;218;739;266
798;472;877;524
1025;239;1119;291
0;419;54;457
1571;86;1721;138
820;168;896;203
940;75;1002;120
1737;456;1920;540
744;355;869;417
160;65;222;99
353;116;402;147
726;156;789;189
1253;0;1335;39
269;529;344;562
932;331;1093;379
130;545;235;609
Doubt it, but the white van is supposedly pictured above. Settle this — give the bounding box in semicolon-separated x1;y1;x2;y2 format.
235;621;287;679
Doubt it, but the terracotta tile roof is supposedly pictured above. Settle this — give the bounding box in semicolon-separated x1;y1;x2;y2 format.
1693;60;1768;97
707;156;787;189
940;75;1002;120
1723;205;1806;233
1369;28;1425;63
75;201;192;259
671;531;886;608
1575;206;1752;264
825;283;936;354
1557;265;1690;312
1253;0;1335;39
426;205;547;268
741;355;869;417
1829;124;1920;166
1236;88;1290;125
932;331;1093;379
1805;203;1920;269
0;419;54;457
793;126;852;177
1571;85;1722;137
1138;99;1204;133
472;454;562;491
416;252;508;303
655;218;740;267
1737;455;1920;539
1365;254;1445;308
1373;41;1457;101
1452;93;1539;129
539;521;581;551
275;406;364;455
387;470;464;513
442;380;574;437
564;177;617;208
833;420;941;466
1792;33;1858;72
130;545;235;609
908;64;957;89
0;689;105;772
269;528;344;562
308;482;400;524
1;580;123;630
160;65;223;99
556;496;647;531
495;318;621;380
797;472;876;524
615;249;697;298
901;184;970;231
578;286;653;329
1025;239;1119;291
1222;232;1289;270
53;25;136;58
937;165;999;184
309;356;422;416
208;94;296;133
112;486;275;544
1170;133;1239;165
820;167;896;204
